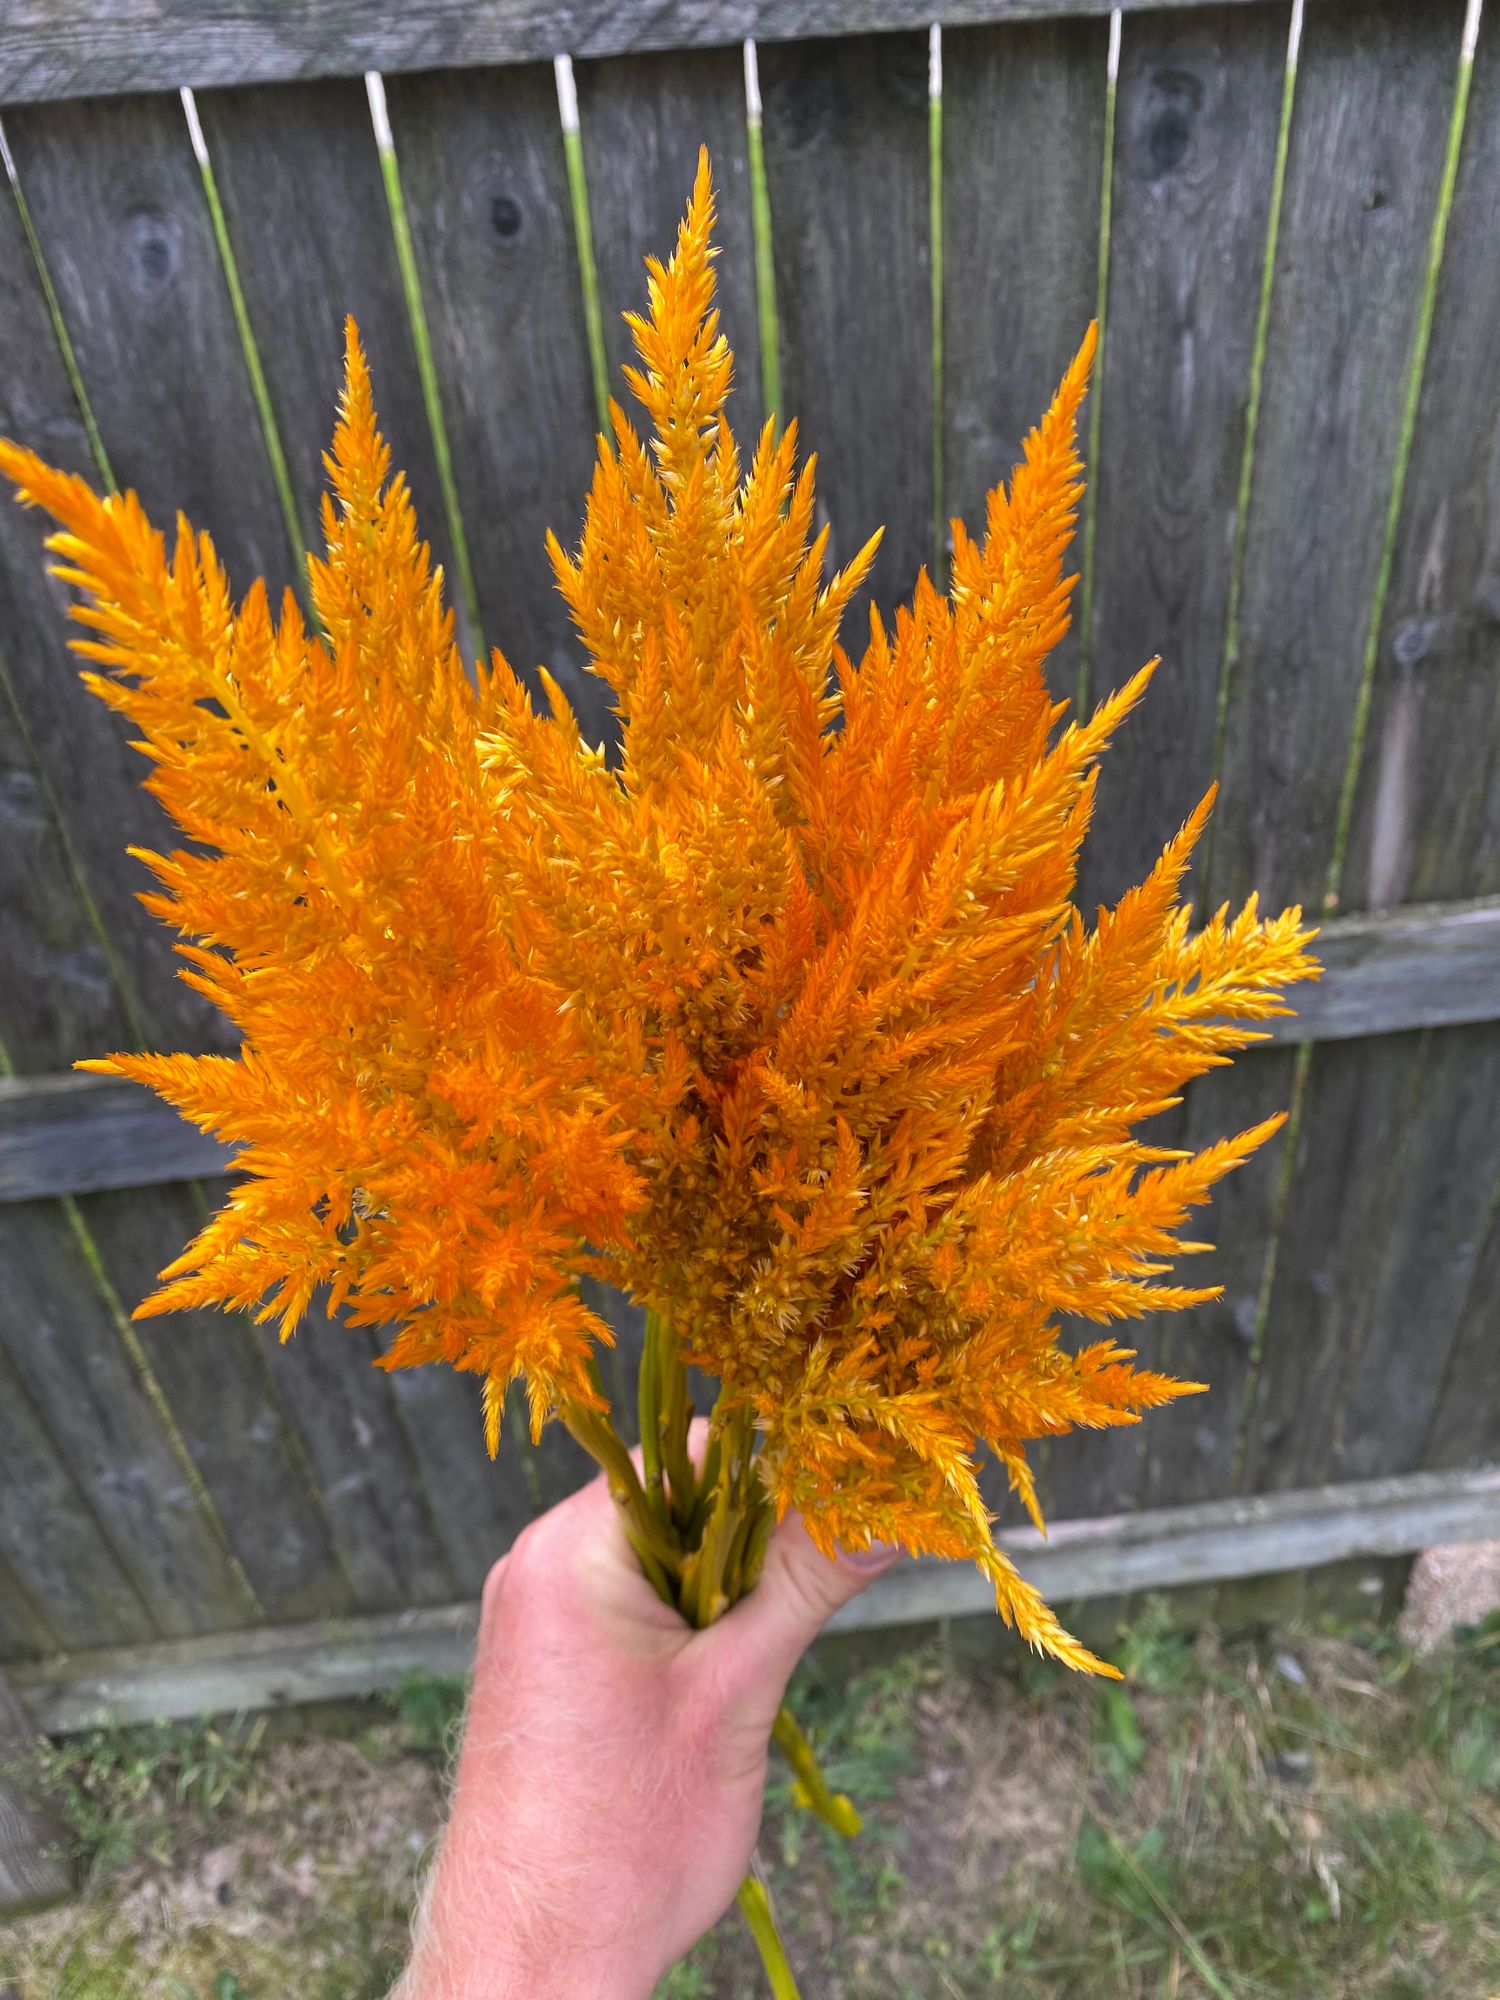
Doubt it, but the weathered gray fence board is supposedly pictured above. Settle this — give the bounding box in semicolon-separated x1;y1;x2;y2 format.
1134;1047;1299;1511
1208;0;1466;916
382;62;608;738
0;1075;231;1201
0;162;210;1056
193;75;463;623
1193;0;1467;1515
1343;20;1500;913
574;44;764;447
0;3;1285;109
75;1185;365;1624
758;30;933;635
12;1463;1497;1732
941;12;1109;697
0;165;310;1651
3;91;300;605
0;1199;259;1639
254;1309;460;1612
1322;1023;1500;1486
1422;1180;1500;1473
1258;898;1500;1046
0;1552;63;1663
1238;1032;1427;1493
1043;4;1290;1527
0;1348;156;1650
374;1363;538;1596
0;1667;73;1916
1079;2;1288;911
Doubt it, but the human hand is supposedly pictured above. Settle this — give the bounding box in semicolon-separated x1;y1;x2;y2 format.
394;1445;901;1999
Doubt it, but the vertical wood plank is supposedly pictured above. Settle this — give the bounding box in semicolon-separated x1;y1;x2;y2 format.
1046;5;1290;1523
1177;0;1466;1511
0;1667;73;1917
0;1553;62;1665
1138;1047;1301;1511
1422;1175;1500;1472
382;64;607;739
574;46;763;447
3;92;298;600
758;31;933;635
2;107;477;1627
80;1185;359;1624
0;1200;259;1638
1207;0;1466;916
0;1350;153;1650
0;158;218;1056
1343;18;1500;912
376;1361;537;1597
193;76;462;606
257;1309;459;1610
1079;3;1289;913
1322;1024;1500;1484
941;14;1109;699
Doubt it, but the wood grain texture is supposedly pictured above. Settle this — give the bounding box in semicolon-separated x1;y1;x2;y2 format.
0;1551;63;1663
1079;3;1288;910
383;63;607;740
0;160;217;1057
574;44;763;447
1343;19;1500;912
79;1184;359;1624
0;1075;233;1200
1136;1047;1300;1510
255;1310;459;1611
1207;0;1466;915
192;74;463;626
758;30;933;637
12;1464;1497;1732
3;91;299;602
1422;1174;1500;1474
0;2;1283;109
0;1199;258;1639
0;1668;73;1916
374;1361;538;1596
1243;1025;1500;1493
0;1347;155;1650
941;13;1109;699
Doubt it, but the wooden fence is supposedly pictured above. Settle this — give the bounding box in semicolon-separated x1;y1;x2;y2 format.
0;0;1498;1730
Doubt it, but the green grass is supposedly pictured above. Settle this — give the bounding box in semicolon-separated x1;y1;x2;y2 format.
4;1605;1496;1999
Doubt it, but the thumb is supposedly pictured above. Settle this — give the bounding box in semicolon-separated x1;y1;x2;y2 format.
698;1513;902;1733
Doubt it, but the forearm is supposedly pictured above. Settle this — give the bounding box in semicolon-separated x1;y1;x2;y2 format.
394;1833;659;2000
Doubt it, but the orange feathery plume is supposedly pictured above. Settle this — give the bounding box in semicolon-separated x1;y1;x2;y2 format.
0;151;1317;1668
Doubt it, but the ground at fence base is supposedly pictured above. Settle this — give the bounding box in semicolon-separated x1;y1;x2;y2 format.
2;1598;1496;2000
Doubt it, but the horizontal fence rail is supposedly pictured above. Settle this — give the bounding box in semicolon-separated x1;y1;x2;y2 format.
3;896;1499;1205
0;1;1282;107
10;1465;1498;1733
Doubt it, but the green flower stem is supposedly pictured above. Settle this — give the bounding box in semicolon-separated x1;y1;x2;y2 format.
560;1399;677;1605
736;1875;802;2000
638;1310;666;1519
773;1707;863;1838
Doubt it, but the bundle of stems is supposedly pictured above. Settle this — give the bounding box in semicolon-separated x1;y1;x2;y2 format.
563;1312;856;1994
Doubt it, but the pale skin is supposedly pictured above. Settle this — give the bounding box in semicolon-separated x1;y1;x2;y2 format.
393;1439;901;2000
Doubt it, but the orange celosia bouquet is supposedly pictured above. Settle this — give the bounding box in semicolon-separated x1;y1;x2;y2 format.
2;156;1316;1990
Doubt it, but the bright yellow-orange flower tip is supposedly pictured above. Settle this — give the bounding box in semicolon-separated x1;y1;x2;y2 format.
0;150;1317;1672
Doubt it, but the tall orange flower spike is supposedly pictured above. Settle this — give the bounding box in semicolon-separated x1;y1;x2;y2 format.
0;153;1317;1672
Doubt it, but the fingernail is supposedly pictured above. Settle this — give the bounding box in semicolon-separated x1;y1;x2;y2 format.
839;1540;903;1573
